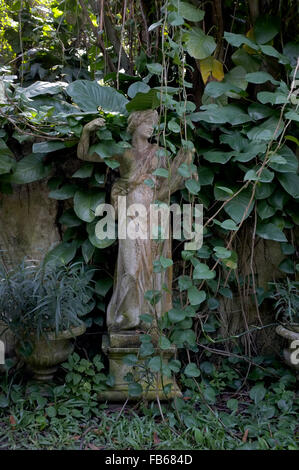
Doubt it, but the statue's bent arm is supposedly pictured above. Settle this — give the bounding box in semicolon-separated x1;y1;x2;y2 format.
77;118;121;163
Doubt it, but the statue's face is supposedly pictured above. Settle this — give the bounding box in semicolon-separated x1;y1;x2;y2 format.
136;119;155;139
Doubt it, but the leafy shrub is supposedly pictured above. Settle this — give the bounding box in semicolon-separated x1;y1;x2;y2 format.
0;260;96;339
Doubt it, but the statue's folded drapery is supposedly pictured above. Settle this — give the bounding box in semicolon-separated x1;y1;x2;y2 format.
77;109;194;332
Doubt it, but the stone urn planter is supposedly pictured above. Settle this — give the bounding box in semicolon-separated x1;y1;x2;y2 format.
276;324;299;372
17;324;86;382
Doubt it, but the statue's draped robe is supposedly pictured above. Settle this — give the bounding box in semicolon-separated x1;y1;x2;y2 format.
107;146;192;331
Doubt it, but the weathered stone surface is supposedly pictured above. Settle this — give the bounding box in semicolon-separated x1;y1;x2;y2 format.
16;324;86;382
0;180;60;268
0;180;61;359
218;236;286;354
99;334;181;401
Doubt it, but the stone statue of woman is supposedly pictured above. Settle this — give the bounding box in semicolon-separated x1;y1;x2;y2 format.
78;110;194;334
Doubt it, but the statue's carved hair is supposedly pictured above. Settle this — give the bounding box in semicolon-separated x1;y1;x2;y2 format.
127;109;159;134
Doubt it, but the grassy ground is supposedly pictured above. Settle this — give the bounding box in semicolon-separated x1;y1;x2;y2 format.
0;355;298;450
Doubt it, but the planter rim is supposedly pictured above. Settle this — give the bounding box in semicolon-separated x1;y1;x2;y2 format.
45;323;86;341
276;325;299;341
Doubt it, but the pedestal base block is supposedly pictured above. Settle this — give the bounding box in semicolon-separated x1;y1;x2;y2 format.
98;332;181;402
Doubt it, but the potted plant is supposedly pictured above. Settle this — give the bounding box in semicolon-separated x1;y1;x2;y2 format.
269;278;299;371
0;260;96;381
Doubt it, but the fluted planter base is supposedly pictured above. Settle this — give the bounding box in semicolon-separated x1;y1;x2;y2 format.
17;324;86;382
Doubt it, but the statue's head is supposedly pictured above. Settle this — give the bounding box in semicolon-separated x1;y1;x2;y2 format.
127;109;159;139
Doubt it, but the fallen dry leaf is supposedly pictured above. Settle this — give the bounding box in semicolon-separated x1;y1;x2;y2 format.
88;443;101;450
242;429;249;443
9;415;16;428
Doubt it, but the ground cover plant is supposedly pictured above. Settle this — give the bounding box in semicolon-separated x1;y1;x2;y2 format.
0;353;298;450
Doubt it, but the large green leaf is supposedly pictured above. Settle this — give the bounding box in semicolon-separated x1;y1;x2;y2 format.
220;131;247;152
256;222;287;242
0;154;16;175
255;182;275;200
44;241;77;266
146;63;163;74
253;16;280;44
18;81;67;98
224;32;259;50
72;164;94;179
126;89;159;112
0;139;16;175
9;154;51;184
220;219;238;231
244;167;274;183
190;104;250;125
257;91;288;105
94;277;113;297
184;362;201;377
59;209;82;227
48;184;77;200
247;116;284;141
171;328;196;348
204;81;241;99
277;173;299;199
30;96;79;118
233;142;267;163
283;42;299;66
185;178;201;194
257;200;276;220
74;190;105;222
269;146;298;174
248;103;274;121
87;220;116;249
187;286;206;306
224;66;248;96
0;138;13;157
168;11;185;26
186;28;216;60
224;188;254;223
193;263;215;280
89;141;123;158
214;184;234;201
197;166;214;186
203;150;234;164
178;2;205;22
66;80;128;114
32;141;69;154
231;48;260;73
245;72;279;85
127;81;150;99
204;64;248;99
268;189;289;210
285;111;299;122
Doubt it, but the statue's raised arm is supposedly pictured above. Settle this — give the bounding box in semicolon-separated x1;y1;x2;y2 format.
77;117;106;161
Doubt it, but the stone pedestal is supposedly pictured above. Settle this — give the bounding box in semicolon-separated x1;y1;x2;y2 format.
98;332;181;401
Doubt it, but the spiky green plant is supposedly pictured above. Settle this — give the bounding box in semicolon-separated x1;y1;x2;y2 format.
0;259;96;341
269;278;299;326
